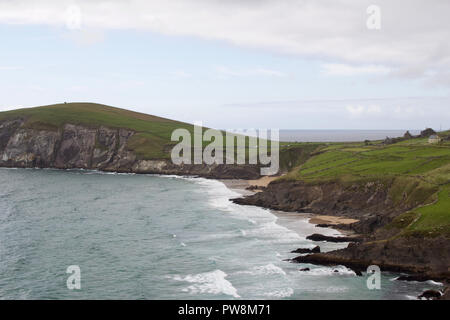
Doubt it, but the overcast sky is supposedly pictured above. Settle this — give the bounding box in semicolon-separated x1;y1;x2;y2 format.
0;0;449;129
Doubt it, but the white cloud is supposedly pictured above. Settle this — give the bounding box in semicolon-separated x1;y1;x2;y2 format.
220;97;449;129
321;63;391;76
170;71;192;79
0;66;24;70
346;105;383;117
0;0;449;85
215;66;286;78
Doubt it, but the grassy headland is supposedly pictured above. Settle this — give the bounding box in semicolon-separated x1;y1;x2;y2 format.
0;102;194;159
278;133;450;237
0;102;272;161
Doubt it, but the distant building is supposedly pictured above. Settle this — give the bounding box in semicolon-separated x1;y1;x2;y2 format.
421;128;437;137
428;135;441;144
403;131;413;139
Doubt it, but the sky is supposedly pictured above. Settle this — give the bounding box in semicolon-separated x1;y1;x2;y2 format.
0;0;449;130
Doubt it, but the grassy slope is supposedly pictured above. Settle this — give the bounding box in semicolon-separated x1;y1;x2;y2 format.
0;102;276;161
0;102;269;160
0;102;195;159
281;135;450;237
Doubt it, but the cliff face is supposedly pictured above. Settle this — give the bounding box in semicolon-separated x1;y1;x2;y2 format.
0;119;137;170
0;119;260;179
233;179;449;279
293;235;450;281
233;179;419;234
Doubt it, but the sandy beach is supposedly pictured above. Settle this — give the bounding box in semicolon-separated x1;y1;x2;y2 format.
222;178;359;228
309;215;359;225
221;176;279;194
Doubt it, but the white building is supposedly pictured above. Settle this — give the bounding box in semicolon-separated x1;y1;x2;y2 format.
428;135;441;144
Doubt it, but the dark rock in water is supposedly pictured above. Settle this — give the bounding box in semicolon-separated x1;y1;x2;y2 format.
418;289;442;300
246;185;266;191
299;268;310;272
315;223;334;228
291;246;321;254
396;275;433;282
292;253;366;277
306;234;362;243
333;270;339;273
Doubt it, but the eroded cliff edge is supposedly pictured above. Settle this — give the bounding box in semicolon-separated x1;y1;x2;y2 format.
233;179;450;281
0;118;260;179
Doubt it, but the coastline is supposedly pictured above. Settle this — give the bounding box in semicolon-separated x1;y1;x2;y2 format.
223;177;359;229
221;177;449;299
220;178;356;237
2;166;447;299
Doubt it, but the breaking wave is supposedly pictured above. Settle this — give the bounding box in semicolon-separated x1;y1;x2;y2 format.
169;270;240;298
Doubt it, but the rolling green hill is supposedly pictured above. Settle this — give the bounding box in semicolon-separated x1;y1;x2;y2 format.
0;102;195;159
0;102;279;161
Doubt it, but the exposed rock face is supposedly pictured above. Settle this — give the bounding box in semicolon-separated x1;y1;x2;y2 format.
233;179;449;280
291;237;450;279
418;289;442;300
302;236;450;276
55;124;98;168
306;234;363;243
2;126;60;167
291;246;321;254
0;120;261;179
232;180;415;234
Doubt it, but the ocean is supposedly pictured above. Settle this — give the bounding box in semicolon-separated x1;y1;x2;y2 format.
278;130;421;142
0;168;441;299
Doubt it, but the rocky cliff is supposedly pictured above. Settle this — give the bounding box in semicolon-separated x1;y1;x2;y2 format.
0;119;260;179
233;179;431;233
233;179;450;280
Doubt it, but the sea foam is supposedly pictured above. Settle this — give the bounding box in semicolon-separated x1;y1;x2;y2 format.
263;288;294;298
235;263;287;276
169;269;240;298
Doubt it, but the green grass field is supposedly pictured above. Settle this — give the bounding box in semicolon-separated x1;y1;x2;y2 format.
281;134;450;237
283;139;450;184
410;184;450;235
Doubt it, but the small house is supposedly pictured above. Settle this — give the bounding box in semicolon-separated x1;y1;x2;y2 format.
428;135;441;144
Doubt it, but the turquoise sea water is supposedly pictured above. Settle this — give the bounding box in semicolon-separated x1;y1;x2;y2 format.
0;168;442;299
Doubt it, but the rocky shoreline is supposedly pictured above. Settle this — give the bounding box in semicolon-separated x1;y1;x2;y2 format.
2;117;448;299
231;178;450;299
0;119;261;179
